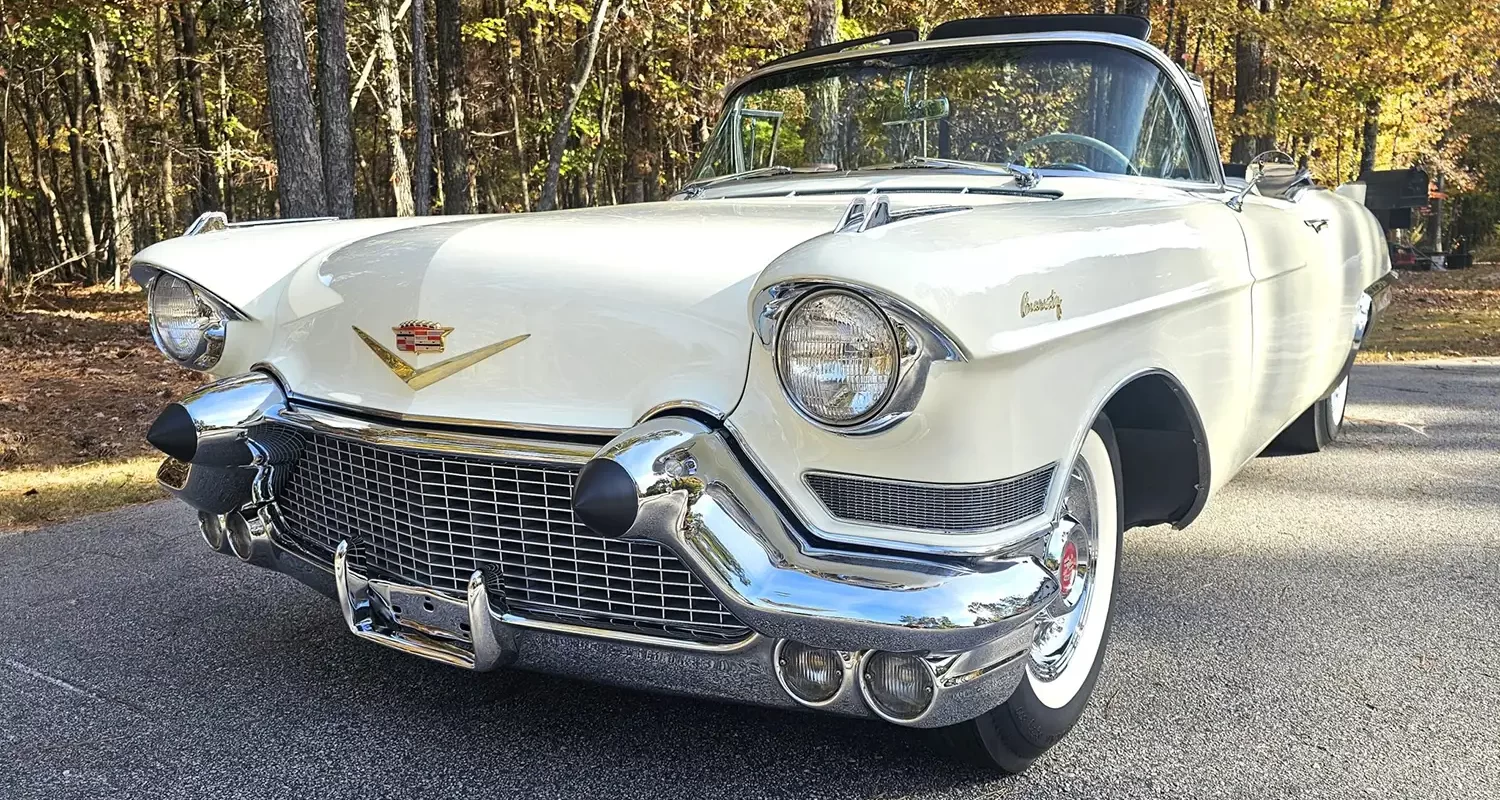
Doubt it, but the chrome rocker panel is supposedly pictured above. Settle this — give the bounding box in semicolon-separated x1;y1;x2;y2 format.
155;371;1061;727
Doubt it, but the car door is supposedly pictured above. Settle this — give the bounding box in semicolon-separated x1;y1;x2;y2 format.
1234;187;1348;447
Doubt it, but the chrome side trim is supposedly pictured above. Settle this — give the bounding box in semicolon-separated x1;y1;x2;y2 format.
284;392;623;439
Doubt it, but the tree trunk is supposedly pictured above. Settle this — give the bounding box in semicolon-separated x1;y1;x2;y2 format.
1091;0;1110;13
60;59;99;278
411;0;434;214
619;46;648;204
18;89;71;266
177;0;221;213
1229;0;1272;164
1359;0;1395;177
435;0;470;213
377;0;416;215
802;0;839;166
89;30;137;284
1358;97;1381;176
259;0;327;217
1122;0;1150;16
1172;15;1189;65
317;0;357;218
538;0;611;211
217;56;235;219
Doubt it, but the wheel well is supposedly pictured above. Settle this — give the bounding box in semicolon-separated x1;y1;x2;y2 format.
1101;372;1210;530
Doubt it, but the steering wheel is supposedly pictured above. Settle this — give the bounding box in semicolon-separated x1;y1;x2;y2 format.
1012;133;1137;175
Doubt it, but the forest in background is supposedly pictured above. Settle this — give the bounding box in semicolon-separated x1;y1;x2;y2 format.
1;0;1498;298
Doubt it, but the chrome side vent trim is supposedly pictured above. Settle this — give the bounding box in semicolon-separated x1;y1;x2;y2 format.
804;465;1053;532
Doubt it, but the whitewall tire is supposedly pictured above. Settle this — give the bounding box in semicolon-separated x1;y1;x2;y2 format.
933;414;1124;773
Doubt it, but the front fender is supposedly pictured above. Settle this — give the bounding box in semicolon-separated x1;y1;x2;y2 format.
727;192;1253;555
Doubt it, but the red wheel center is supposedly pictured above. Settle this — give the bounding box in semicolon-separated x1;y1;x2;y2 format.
1059;541;1078;595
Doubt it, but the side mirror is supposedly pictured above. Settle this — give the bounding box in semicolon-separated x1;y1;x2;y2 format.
1227;151;1312;211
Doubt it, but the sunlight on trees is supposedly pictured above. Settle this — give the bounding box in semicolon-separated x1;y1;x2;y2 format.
0;0;1496;299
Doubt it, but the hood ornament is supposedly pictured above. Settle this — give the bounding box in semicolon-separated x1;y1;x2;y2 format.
353;324;530;391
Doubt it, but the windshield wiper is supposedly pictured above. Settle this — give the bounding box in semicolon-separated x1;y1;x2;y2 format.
678;165;838;198
877;157;1041;189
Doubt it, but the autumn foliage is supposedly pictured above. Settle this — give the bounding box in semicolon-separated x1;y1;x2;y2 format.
1;0;1497;296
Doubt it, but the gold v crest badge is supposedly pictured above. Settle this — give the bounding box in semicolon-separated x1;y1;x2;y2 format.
354;322;529;391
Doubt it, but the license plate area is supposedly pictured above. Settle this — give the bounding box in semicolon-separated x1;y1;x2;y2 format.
370;581;473;644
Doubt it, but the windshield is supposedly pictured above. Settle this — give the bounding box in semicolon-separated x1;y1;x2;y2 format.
694;42;1210;183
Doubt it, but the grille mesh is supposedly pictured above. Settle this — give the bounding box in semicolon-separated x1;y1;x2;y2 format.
804;466;1053;531
276;431;749;643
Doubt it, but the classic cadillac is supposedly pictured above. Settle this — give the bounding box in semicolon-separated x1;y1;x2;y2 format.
134;15;1390;771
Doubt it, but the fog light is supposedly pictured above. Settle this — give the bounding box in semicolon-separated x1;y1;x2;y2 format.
224;511;254;561
774;640;847;706
198;511;226;552
859;651;935;722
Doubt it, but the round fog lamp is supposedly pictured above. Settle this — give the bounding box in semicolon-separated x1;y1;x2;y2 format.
860;651;935;722
775;640;846;706
198;511;226;552
224;511;254;561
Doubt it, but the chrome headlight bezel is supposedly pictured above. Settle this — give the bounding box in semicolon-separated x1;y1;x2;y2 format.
146;272;230;370
774;289;901;428
756;281;966;436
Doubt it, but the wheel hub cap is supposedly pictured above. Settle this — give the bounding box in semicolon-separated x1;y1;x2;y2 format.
1058;540;1078;596
1030;462;1100;682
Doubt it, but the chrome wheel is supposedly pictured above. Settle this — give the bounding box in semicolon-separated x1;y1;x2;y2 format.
1027;431;1119;709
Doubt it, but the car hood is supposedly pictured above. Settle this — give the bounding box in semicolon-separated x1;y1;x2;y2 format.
259;201;849;431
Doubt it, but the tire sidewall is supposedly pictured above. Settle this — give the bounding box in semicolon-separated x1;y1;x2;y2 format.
974;414;1126;764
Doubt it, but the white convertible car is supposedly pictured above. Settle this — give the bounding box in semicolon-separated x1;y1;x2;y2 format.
134;15;1390;771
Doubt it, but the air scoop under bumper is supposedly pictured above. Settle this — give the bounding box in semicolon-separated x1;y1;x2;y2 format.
149;371;1064;727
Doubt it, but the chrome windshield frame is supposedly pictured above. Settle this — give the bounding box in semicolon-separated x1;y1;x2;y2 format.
708;30;1226;191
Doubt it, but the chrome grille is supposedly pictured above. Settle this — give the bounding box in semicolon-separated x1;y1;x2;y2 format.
276;431;749;643
804;465;1054;532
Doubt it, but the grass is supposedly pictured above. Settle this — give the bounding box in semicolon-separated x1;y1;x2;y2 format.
1360;263;1500;361
0;455;164;531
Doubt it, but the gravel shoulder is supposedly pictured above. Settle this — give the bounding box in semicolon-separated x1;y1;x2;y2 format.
1;361;1497;799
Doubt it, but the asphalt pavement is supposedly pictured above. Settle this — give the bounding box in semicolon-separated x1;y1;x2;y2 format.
2;361;1497;799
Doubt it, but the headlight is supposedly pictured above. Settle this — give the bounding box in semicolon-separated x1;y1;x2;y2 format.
776;290;898;426
147;273;226;369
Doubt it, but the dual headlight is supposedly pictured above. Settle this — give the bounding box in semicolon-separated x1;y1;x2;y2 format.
775;289;902;427
147;273;228;370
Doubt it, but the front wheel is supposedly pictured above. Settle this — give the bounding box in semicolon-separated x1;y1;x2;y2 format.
932;414;1124;773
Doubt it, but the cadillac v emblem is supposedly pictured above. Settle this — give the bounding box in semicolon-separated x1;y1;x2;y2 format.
352;323;530;391
393;320;454;353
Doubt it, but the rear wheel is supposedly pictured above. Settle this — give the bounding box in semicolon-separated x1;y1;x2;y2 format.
932;415;1124;773
1270;366;1351;454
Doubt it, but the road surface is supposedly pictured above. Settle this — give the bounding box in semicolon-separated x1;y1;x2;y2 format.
2;361;1497;799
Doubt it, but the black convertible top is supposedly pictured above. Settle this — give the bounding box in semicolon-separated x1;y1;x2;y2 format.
928;14;1151;41
760;15;1153;70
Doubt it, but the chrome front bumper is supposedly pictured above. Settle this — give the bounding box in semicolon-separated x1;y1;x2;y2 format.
155;372;1063;727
